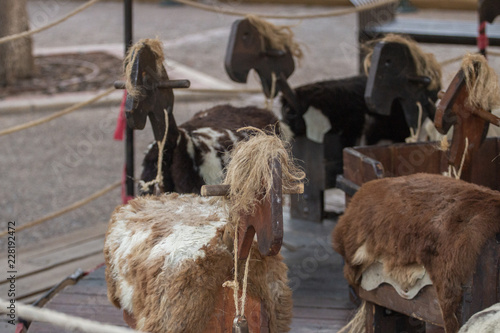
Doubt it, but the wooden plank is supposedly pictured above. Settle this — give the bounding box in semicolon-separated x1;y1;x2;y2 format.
291;136;325;221
293;306;352;321
470;138;500;189
0;252;104;301
359;284;444;326
290;318;347;332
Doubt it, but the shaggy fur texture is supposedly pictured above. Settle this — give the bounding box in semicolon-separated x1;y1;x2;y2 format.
332;173;500;333
104;193;293;333
140;105;283;195
280;75;412;146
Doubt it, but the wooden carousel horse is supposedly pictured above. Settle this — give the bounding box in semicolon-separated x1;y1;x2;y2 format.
104;131;304;333
116;38;285;196
333;54;500;333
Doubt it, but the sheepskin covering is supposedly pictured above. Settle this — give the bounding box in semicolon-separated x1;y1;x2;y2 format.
333;173;500;333
459;303;500;333
104;193;292;333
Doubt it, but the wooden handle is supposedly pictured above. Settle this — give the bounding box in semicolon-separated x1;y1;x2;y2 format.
201;183;304;197
114;79;191;89
472;108;500;127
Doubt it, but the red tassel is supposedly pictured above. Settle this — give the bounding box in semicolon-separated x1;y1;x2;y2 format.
478;21;488;54
114;91;127;141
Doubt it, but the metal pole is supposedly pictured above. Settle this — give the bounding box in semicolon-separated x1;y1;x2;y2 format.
124;0;134;198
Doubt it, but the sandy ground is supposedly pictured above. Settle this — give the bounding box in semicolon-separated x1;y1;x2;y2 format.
1;0;499;253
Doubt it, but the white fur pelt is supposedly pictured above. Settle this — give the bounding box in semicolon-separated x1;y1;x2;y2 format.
104;193;292;333
459;303;500;333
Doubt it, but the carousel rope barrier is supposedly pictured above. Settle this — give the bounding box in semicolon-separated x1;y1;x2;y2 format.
0;0;101;45
0;298;145;333
170;0;398;19
0;87;115;137
0;181;120;238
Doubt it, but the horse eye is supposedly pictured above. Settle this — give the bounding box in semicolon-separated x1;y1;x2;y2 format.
243;32;250;40
385;59;392;67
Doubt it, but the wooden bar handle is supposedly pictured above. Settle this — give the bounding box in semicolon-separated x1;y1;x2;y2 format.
472;108;500;127
114;79;191;89
201;183;304;197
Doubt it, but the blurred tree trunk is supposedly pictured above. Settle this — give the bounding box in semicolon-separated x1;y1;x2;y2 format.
0;0;34;86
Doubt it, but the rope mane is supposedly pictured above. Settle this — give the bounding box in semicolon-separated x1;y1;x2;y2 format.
461;53;500;110
223;128;304;220
124;38;166;99
246;15;303;62
363;34;442;91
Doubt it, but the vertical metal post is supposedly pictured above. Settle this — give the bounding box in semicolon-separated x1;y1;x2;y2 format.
124;0;134;198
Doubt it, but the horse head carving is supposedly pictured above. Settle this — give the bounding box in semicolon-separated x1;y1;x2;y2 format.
224;17;296;99
121;39;189;142
435;54;500;171
364;40;440;133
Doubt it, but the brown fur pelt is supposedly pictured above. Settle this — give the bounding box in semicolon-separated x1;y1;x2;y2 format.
461;53;500;110
332;173;500;333
246;15;303;61
104;193;292;333
363;34;442;91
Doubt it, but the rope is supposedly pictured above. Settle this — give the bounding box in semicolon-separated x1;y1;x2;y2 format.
223;220;240;315
0;298;144;333
0;181;120;238
440;51;500;67
265;72;277;111
0;0;101;45
443;137;469;180
439;55;464;67
140;109;169;192
0;87;115;137
222;221;252;318
405;101;423;143
240;247;252;315
170;0;398;19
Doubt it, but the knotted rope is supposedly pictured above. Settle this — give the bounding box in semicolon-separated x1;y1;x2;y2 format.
170;0;398;20
0;181;120;238
0;0;101;45
139;109;169;193
265;72;277;111
0;87;115;137
405;102;423;143
441;137;469;180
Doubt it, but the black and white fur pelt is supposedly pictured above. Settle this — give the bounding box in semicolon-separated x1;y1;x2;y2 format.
140;104;283;195
280;75;415;146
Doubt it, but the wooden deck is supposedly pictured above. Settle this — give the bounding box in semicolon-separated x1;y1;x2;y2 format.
1;209;357;332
